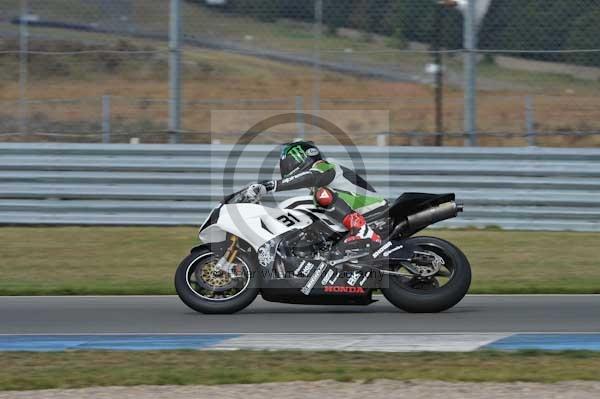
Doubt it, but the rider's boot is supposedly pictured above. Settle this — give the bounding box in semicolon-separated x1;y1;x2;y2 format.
338;213;381;254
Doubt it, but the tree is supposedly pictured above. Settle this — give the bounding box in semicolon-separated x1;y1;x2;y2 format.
323;0;353;33
195;0;599;68
481;0;589;63
280;0;313;22
564;9;600;67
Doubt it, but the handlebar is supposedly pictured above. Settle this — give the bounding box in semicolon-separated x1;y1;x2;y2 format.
223;190;243;204
222;187;262;205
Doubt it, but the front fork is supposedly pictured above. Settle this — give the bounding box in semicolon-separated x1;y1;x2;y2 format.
214;235;239;276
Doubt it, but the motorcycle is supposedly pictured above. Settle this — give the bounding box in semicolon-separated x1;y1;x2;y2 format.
175;189;471;314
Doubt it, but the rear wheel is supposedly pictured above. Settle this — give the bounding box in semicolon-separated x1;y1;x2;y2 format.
174;246;259;314
381;236;471;313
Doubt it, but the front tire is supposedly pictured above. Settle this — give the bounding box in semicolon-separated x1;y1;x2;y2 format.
174;246;259;314
381;236;471;313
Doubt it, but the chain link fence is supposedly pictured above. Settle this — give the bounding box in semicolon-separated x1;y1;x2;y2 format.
1;0;599;146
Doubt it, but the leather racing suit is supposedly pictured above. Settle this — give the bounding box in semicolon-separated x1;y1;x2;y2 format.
264;160;387;245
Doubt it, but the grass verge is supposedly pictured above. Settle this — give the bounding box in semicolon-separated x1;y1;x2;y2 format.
2;350;600;391
1;227;600;295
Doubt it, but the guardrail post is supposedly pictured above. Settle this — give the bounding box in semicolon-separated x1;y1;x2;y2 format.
102;95;111;143
525;96;536;147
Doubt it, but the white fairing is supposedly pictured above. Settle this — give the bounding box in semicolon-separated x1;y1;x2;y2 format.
279;196;347;233
199;200;312;250
199;196;347;250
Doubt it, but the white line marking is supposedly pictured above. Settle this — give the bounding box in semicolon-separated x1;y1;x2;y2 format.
1;332;599;336
210;333;512;352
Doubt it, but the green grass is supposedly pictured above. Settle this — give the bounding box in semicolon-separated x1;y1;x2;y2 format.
1;227;600;295
0;227;197;295
1;350;600;390
433;229;600;294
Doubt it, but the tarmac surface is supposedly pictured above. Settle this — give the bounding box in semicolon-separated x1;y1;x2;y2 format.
1;295;599;334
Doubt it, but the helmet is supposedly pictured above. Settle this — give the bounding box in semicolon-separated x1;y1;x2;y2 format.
279;141;323;178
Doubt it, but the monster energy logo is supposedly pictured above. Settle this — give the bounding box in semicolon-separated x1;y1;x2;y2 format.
286;145;307;162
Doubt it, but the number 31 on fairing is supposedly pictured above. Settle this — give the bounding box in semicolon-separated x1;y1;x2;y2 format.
277;213;301;227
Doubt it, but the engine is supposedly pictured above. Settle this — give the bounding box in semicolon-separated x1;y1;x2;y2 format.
288;229;333;260
289;230;319;259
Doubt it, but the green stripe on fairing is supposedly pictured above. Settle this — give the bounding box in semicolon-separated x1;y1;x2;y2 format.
337;191;384;210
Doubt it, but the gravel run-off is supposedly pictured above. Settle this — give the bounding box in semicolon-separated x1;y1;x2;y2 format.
1;380;600;399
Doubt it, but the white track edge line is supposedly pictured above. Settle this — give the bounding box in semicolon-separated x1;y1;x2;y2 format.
0;332;599;336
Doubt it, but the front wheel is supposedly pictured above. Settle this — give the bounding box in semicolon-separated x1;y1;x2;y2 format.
381;236;471;313
174;245;259;314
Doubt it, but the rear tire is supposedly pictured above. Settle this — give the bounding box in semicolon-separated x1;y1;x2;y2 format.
381;236;471;313
174;246;259;314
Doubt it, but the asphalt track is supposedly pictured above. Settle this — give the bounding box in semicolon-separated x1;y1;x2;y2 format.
1;295;599;334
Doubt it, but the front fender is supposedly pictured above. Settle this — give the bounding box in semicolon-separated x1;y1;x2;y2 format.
190;243;209;254
189;242;228;255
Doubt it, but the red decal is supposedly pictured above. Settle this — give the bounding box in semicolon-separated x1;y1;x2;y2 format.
324;286;366;294
315;187;334;207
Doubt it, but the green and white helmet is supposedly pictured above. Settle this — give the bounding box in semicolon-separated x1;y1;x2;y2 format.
279;141;324;178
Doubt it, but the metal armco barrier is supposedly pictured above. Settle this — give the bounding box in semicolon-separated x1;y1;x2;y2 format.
1;143;600;231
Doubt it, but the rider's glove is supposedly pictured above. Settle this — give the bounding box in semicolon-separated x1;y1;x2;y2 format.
243;183;267;203
261;180;277;192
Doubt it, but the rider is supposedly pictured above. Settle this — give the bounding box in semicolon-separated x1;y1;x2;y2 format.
245;140;387;251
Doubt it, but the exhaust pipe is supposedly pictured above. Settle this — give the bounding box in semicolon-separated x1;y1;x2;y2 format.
393;201;461;237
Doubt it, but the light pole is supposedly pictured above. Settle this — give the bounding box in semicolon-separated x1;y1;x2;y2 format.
440;0;491;146
439;0;477;145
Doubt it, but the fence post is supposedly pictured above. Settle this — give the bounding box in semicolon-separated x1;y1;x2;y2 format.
295;95;305;139
525;96;536;147
312;0;322;116
19;0;29;134
463;0;477;146
102;95;111;144
433;3;445;146
169;0;182;144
